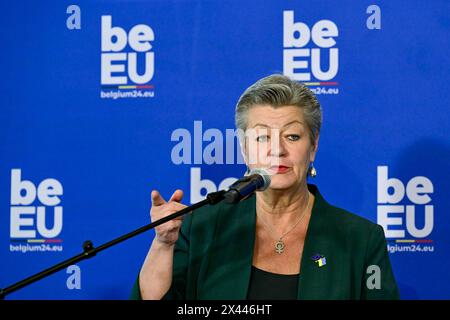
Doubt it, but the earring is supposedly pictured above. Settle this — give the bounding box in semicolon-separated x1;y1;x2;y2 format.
308;162;317;178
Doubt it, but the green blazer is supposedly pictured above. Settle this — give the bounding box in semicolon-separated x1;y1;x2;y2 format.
131;184;399;300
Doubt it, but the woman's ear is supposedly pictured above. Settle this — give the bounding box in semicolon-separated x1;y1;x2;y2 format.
310;132;320;162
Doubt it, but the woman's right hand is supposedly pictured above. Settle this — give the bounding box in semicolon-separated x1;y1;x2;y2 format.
150;189;187;247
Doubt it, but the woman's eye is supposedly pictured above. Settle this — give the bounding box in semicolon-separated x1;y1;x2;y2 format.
256;135;269;142
287;134;300;141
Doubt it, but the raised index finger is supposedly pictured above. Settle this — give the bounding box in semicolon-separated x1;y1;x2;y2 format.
169;189;184;203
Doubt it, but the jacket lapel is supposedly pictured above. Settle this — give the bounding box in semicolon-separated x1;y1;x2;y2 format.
298;184;337;299
198;195;256;299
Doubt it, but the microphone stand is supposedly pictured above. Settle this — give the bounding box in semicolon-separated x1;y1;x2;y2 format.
0;190;227;299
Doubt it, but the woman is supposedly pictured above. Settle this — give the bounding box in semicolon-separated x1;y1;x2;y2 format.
131;74;400;300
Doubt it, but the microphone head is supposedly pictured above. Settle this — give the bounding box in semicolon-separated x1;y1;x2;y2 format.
249;168;271;191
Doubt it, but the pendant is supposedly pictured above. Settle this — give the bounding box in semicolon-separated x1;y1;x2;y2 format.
275;239;285;254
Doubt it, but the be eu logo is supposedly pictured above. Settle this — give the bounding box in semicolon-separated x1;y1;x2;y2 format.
9;169;64;253
283;10;339;95
100;15;155;100
377;166;434;254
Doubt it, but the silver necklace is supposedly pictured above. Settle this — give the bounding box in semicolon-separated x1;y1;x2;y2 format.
257;192;311;254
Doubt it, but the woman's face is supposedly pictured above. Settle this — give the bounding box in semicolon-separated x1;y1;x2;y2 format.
243;105;319;191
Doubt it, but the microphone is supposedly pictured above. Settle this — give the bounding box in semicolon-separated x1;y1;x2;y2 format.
224;168;271;204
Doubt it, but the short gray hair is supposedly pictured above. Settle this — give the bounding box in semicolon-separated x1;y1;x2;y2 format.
235;74;322;145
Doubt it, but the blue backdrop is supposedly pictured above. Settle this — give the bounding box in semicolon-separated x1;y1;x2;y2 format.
1;0;449;299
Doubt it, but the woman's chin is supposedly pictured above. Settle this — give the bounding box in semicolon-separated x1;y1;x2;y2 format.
264;173;303;191
267;179;297;191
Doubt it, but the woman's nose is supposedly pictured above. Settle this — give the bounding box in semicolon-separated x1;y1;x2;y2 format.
269;134;287;157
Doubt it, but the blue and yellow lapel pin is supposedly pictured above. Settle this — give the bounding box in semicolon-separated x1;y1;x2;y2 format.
311;253;327;267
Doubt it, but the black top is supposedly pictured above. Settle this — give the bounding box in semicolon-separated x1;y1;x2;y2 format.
247;266;299;300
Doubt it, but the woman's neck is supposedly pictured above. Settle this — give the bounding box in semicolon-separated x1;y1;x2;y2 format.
256;183;311;218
